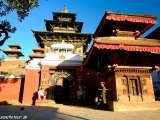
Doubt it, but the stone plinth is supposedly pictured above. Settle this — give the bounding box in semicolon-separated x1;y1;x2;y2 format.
107;101;160;111
35;99;48;106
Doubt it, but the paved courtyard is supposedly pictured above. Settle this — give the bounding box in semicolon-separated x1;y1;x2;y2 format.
0;104;160;120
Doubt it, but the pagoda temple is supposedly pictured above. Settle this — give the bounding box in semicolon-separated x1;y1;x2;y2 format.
22;6;93;105
2;44;24;59
0;44;26;74
31;5;92;59
83;11;160;111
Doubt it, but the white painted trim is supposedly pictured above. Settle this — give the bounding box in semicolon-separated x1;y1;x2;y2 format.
51;44;75;49
0;75;25;78
41;60;82;66
25;66;40;70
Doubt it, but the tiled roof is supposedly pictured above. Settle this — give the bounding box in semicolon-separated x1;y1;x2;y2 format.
32;48;44;51
8;44;21;49
29;54;45;59
2;50;24;56
105;11;157;19
95;37;160;47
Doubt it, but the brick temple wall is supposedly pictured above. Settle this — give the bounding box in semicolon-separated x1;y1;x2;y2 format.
83;68;98;105
0;60;27;68
22;69;40;105
0;76;24;102
0;59;27;104
0;60;27;75
113;50;121;65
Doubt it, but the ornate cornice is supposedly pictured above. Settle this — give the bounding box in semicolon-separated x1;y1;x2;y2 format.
115;68;152;73
107;64;159;73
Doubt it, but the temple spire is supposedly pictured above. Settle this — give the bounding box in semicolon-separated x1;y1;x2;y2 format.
61;5;69;13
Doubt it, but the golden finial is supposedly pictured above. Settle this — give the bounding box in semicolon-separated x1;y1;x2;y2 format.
61;5;69;13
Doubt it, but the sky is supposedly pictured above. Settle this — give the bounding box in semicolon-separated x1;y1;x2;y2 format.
1;0;160;60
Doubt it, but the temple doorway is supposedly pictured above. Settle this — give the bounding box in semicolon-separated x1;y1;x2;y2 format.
54;77;70;103
48;69;76;104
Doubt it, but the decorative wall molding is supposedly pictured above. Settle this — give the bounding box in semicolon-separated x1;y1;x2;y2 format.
115;69;152;73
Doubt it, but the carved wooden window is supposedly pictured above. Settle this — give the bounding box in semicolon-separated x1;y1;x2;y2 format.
129;79;139;95
124;76;143;96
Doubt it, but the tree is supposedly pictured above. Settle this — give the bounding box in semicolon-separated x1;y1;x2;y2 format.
0;0;39;46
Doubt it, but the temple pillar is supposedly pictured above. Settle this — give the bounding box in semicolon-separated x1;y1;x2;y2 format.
40;66;50;88
22;68;40;105
75;67;86;105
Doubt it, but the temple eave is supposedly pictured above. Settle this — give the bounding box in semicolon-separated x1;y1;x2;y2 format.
33;30;93;36
95;36;160;47
29;54;45;57
8;44;22;49
32;48;44;52
44;19;84;24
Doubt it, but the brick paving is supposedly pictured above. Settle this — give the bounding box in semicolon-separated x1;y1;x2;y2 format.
0;104;160;120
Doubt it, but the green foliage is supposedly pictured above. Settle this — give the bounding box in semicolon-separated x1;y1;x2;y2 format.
0;0;40;46
3;0;39;22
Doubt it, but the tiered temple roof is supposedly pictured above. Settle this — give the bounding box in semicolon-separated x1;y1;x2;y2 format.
28;47;45;59
83;11;160;71
2;44;24;59
94;11;157;38
31;6;93;58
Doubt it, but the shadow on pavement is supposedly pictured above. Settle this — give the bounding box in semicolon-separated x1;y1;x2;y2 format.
0;105;89;120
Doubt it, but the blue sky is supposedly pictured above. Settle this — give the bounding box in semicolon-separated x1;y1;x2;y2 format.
1;0;160;59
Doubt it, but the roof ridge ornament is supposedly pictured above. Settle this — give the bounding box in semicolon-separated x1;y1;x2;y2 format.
61;5;69;13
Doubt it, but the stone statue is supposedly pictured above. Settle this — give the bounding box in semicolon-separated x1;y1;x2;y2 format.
38;85;47;100
100;82;107;104
77;86;86;99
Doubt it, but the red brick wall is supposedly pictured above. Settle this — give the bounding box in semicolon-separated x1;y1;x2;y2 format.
113;50;122;65
105;74;117;101
83;68;98;104
22;69;40;105
0;78;22;102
